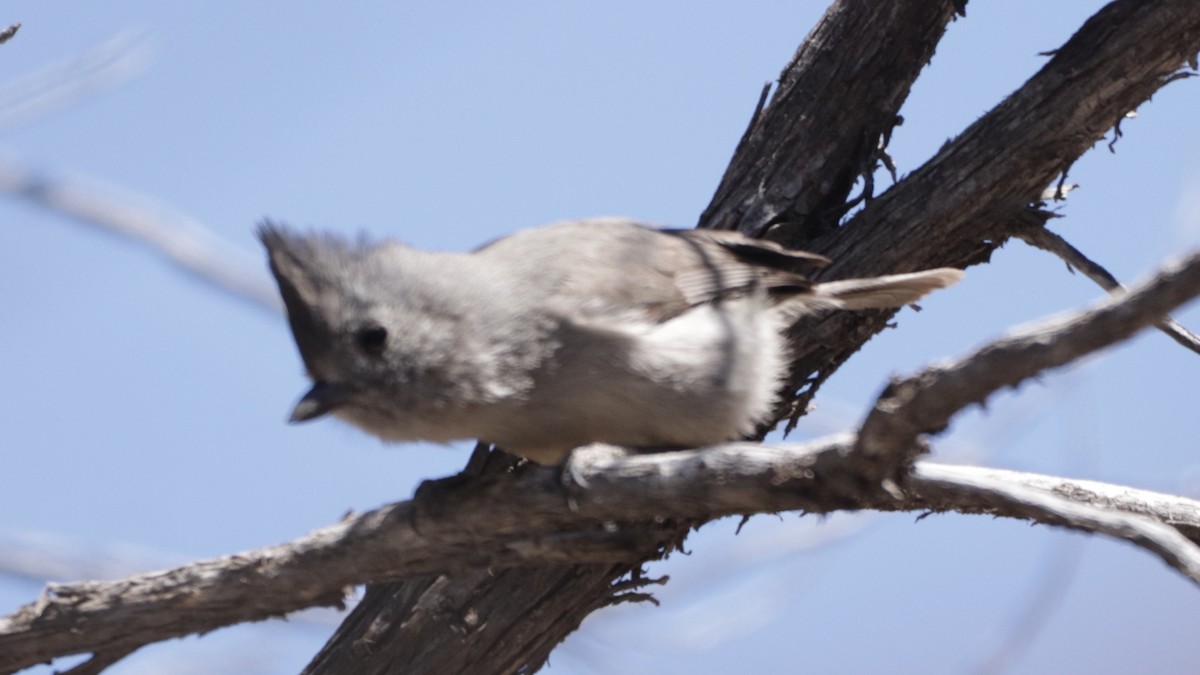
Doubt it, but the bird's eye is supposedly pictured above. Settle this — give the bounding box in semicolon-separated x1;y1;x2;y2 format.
355;325;388;355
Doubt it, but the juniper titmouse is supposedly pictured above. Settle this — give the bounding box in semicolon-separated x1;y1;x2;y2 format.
260;218;962;464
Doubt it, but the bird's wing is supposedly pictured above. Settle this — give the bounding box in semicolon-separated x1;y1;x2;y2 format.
660;228;829;309
478;219;832;325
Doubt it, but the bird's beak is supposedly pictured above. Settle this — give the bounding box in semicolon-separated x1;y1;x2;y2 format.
288;381;350;423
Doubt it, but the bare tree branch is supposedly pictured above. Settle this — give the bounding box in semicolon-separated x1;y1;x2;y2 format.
903;464;1200;544
7;1;1199;672
769;0;1200;431
906;464;1200;583
0;31;151;131
700;0;963;237
0;161;283;317
0;23;19;46
7;442;1200;674
5;245;1200;672
1016;224;1200;355
305;2;984;671
59;648;135;675
312;3;974;670
304;0;1200;671
855;248;1200;476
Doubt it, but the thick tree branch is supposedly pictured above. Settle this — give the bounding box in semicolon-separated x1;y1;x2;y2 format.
304;1;1200;671
700;0;963;237
904;464;1200;584
6;246;1200;673
905;465;1200;544
818;0;1200;273
772;0;1200;430
314;2;975;671
855;248;1200;475
8;442;1200;673
9;1;1197;672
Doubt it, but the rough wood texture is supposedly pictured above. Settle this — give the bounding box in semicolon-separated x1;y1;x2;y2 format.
304;0;1200;672
10;438;1200;674
6;245;1200;673
699;0;964;238
308;1;970;671
4;0;1200;672
855;250;1200;476
765;0;1200;429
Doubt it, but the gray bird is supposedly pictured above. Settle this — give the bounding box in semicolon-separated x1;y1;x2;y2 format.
260;217;962;465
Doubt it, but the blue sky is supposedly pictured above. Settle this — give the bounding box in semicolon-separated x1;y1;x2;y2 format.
2;3;1199;674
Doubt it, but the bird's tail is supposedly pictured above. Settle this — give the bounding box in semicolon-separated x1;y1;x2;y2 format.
793;268;963;314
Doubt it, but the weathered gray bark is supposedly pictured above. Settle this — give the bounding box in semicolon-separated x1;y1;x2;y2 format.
6;236;1200;675
306;1;969;672
14;260;1200;675
3;0;1200;673
302;0;1200;673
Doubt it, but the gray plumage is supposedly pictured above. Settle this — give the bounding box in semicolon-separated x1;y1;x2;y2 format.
260;217;962;464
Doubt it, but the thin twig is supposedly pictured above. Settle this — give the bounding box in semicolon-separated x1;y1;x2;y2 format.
60;647;137;675
1017;225;1200;355
971;531;1084;675
0;30;151;131
0;161;283;317
0;23;19;45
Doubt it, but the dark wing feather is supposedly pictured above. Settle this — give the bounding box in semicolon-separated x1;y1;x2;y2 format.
665;229;831;271
660;229;828;308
